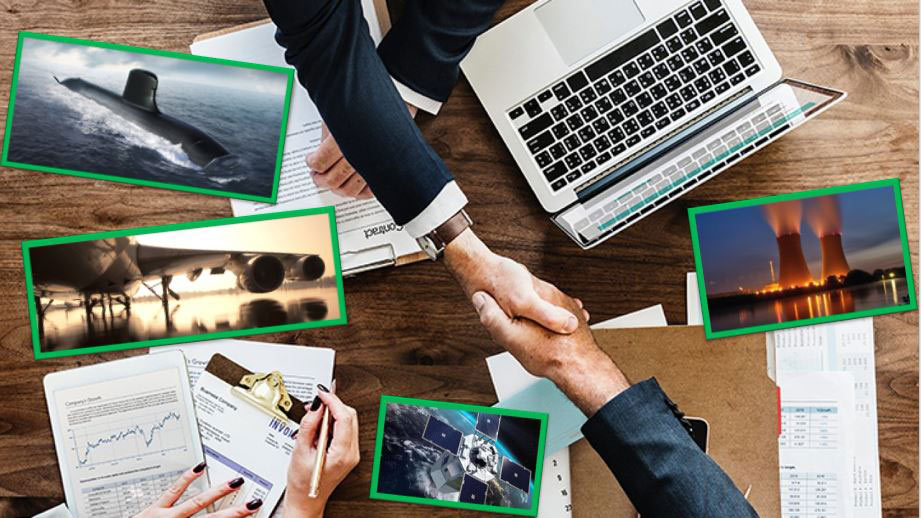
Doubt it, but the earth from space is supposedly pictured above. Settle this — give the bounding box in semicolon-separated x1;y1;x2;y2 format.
376;403;533;510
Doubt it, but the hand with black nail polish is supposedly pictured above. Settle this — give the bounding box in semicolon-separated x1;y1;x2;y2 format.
283;388;360;518
133;462;263;518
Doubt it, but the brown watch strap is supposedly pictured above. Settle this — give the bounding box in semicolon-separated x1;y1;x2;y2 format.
432;210;473;248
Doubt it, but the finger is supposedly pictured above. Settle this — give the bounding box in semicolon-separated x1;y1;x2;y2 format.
296;397;325;447
583;309;591;322
173;478;245;517
472;291;516;344
155;462;207;508
574;298;584;309
337;172;367;198
317;391;358;454
319;158;356;190
517;289;579;334
356;185;374;199
203;499;263;518
306;133;343;173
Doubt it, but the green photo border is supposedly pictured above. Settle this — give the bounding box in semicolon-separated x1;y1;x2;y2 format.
23;206;347;359
688;178;917;340
1;32;294;204
370;395;548;517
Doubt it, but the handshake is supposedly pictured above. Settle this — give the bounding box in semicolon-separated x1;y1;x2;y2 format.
443;228;630;416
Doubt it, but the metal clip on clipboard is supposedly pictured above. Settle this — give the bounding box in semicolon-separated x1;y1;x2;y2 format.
233;371;294;423
204;353;307;425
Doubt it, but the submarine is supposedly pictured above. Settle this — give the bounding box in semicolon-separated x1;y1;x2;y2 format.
54;68;230;167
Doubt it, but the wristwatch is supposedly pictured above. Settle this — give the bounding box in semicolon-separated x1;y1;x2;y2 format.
416;210;473;261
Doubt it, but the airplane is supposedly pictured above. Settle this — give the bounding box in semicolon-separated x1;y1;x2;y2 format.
28;236;326;322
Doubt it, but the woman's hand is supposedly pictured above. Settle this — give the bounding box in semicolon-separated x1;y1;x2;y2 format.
134;462;263;518
282;385;360;518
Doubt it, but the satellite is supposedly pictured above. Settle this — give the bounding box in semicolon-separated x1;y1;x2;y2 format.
423;413;532;505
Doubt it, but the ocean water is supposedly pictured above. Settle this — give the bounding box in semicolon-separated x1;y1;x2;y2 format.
7;64;286;197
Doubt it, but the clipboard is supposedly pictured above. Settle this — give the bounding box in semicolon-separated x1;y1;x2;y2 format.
191;10;430;277
194;353;321;516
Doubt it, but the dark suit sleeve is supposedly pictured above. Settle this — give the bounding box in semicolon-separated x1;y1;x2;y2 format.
261;0;456;226
581;378;759;517
377;0;505;102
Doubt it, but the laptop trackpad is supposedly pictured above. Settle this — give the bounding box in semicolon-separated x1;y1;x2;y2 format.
536;0;646;66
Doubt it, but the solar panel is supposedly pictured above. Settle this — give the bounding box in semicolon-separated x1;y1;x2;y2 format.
459;474;488;504
500;458;531;493
475;413;501;440
422;416;462;454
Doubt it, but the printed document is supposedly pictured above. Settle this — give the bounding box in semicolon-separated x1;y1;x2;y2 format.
485;305;669;518
190;4;421;274
769;318;882;517
779;372;856;518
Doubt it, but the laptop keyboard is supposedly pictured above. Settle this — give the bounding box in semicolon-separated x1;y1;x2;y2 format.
509;0;762;193
573;99;817;243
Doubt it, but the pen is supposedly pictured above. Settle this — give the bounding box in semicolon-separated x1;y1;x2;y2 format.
308;404;331;498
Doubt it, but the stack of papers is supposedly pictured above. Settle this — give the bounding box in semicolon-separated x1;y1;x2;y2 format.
686;273;882;517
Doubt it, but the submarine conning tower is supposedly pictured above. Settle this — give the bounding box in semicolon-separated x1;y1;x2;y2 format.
122;69;159;113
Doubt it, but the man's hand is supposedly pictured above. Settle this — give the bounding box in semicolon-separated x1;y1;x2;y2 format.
443;229;583;334
472;289;630;416
307;103;419;200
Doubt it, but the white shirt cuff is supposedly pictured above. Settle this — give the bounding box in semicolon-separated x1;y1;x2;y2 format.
392;77;443;115
403;181;468;238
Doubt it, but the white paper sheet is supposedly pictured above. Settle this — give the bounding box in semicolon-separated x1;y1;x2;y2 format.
686;272;703;325
769;318;882;517
189;4;421;275
33;504;73;518
485;305;669;518
779;372;856;518
151;339;334;401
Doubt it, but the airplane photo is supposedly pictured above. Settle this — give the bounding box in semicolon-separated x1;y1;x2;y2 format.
24;210;345;358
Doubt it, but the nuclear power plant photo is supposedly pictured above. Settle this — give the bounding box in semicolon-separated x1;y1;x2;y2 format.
692;183;915;335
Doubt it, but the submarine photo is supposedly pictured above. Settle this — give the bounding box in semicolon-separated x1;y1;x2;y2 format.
25;210;346;358
55;69;230;167
3;34;293;201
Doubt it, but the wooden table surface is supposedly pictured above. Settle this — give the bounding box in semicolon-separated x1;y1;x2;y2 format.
0;0;917;516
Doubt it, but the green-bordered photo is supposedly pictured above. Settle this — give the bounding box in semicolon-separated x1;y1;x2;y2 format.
370;395;548;516
24;207;346;359
689;179;916;339
2;32;293;203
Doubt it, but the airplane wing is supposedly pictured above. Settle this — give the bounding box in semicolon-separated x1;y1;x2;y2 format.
136;244;326;293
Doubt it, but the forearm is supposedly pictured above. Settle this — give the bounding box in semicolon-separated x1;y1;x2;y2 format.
263;0;455;225
378;0;506;101
581;379;757;517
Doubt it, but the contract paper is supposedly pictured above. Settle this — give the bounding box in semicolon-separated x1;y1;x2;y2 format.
779;372;856;518
769;318;882;517
485;305;669;518
151;339;334;400
190;5;421;274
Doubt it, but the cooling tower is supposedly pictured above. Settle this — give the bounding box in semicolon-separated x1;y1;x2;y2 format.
775;233;813;289
819;234;850;279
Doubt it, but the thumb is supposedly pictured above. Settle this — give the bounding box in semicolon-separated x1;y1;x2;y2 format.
523;293;579;334
472;291;513;341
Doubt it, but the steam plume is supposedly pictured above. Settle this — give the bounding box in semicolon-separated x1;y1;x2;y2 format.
806;196;842;237
763;200;802;237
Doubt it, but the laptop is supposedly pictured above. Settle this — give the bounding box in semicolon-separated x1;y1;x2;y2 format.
461;0;845;249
